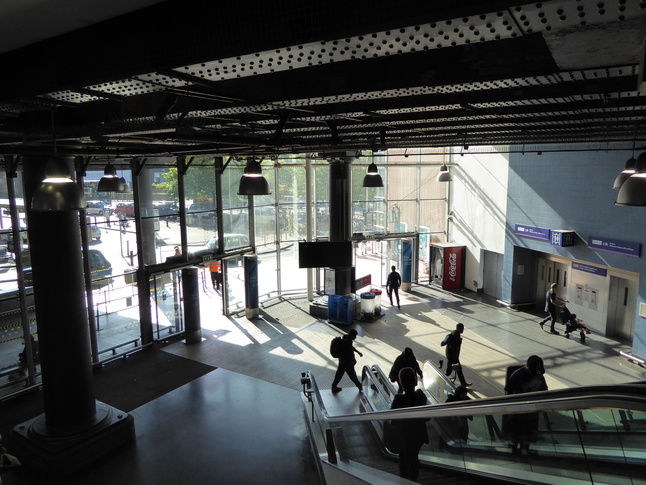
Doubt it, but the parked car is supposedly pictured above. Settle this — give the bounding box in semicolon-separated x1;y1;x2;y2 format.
153;201;179;218
113;202;135;218
86;200;111;217
23;249;112;286
0;245;12;264
204;234;250;252
88;225;101;241
87;249;112;280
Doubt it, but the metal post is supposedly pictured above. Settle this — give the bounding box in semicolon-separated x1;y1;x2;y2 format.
182;267;202;343
305;155;314;301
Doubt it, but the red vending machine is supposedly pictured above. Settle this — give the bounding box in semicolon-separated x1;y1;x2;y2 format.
430;243;465;290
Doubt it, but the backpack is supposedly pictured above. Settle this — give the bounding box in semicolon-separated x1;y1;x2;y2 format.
330;336;343;358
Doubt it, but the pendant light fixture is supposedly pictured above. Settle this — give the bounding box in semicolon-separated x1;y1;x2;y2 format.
436;164;452;182
362;160;383;187
615;151;646;206
238;158;270;195
97;162;125;192
613;156;637;189
31;157;86;211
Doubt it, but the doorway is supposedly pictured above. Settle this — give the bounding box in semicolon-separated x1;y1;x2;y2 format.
483;250;503;300
535;258;569;310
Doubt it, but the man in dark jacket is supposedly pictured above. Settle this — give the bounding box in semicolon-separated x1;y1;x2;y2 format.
386;265;402;308
442;323;471;387
539;283;568;335
331;329;363;393
390;367;429;481
389;347;423;393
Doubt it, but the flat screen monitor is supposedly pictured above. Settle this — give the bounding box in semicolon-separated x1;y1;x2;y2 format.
298;241;352;268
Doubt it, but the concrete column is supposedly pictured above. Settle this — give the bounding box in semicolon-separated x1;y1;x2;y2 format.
13;156;134;479
22;155;96;427
328;155;355;295
182;267;202;343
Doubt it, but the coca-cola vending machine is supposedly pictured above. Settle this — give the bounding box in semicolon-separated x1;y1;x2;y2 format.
429;243;465;290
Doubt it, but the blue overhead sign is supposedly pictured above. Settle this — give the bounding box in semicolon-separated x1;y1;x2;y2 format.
550;230;575;247
515;224;550;241
588;236;641;258
572;262;607;277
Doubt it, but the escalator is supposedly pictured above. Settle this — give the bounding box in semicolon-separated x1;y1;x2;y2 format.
300;363;646;484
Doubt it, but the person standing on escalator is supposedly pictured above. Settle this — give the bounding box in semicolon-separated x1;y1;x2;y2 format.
504;355;548;454
390;367;429;481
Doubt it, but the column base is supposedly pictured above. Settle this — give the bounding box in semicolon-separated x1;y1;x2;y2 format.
245;307;259;319
11;401;135;480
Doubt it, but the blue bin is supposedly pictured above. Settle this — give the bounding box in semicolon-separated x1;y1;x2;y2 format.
328;294;353;325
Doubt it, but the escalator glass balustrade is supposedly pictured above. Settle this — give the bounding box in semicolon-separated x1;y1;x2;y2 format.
300;363;646;485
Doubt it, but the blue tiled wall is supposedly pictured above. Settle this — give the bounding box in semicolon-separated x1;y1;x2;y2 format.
503;147;646;356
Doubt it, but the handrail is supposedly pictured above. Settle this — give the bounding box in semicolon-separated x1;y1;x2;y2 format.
321;383;646;423
365;364;397;401
302;368;646;485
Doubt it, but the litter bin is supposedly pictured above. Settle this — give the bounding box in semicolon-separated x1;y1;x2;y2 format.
360;292;376;319
328;294;354;325
369;288;382;315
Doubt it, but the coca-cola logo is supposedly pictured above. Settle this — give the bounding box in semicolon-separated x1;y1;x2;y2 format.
448;252;457;282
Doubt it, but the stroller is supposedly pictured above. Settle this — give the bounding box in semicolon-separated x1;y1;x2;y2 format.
559;305;592;341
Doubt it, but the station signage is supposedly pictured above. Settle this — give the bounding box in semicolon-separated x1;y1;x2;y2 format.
355;274;371;291
514;224;550;241
550;230;575;247
572;262;607;277
588;236;641;258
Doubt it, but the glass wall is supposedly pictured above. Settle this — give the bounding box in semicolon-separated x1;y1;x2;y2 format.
0;171;38;396
184;160;218;251
82;163;141;362
0;150;448;399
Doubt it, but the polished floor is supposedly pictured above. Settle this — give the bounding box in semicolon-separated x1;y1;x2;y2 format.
2;284;644;484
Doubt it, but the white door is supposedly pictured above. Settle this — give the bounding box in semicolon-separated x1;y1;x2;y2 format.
483;250;503;300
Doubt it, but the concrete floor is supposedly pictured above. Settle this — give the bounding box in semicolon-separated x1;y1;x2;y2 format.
3;284;644;484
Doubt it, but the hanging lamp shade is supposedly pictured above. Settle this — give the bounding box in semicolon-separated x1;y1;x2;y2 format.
362;161;383;187
616;152;646;206
97;163;125;192
436;164;452;182
31;157;86;211
238;159;270;195
119;177;130;193
612;156;637;189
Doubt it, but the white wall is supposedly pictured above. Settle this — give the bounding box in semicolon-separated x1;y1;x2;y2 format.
448;148;509;292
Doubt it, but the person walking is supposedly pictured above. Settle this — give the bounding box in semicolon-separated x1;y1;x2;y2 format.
539;283;568;335
441;323;472;387
331;329;363;393
389;347;423;393
206;260;222;290
390;367;429;481
504;355;548;454
386;265;402;309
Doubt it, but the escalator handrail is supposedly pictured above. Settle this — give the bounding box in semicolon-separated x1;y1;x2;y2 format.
360;364;398;407
322;382;646;423
369;364;398;395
